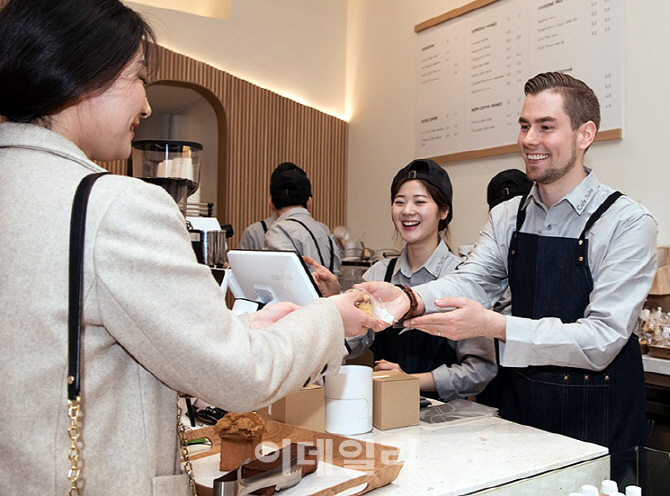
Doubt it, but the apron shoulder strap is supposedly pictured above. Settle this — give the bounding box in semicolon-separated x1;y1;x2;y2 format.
326;235;335;272
260;219;268;233
579;191;624;238
509;194;529;259
575;191;624;266
286;218;333;271
383;257;398;283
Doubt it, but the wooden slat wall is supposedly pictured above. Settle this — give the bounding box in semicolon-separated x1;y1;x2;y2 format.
102;45;348;247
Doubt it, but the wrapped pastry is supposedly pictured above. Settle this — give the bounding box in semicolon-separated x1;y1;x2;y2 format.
349;288;395;326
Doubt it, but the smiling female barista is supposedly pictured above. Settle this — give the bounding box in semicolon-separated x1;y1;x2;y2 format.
0;1;379;495
308;159;496;402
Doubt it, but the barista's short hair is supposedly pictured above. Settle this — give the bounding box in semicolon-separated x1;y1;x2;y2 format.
524;72;600;132
0;0;156;123
270;162;312;210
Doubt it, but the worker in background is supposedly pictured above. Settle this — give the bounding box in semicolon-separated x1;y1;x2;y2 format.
239;162;298;250
265;162;341;274
486;168;533;210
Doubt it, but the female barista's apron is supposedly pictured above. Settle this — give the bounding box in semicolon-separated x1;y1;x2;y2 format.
370;258;458;400
502;191;647;461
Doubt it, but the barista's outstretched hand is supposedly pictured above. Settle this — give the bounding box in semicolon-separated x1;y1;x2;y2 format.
248;302;300;330
355;281;423;322
406;297;506;341
329;290;385;337
303;256;341;297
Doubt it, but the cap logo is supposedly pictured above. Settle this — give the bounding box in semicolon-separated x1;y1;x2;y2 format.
502;187;511;195
408;170;417;179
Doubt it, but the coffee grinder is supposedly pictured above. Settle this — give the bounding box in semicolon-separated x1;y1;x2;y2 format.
131;140;202;217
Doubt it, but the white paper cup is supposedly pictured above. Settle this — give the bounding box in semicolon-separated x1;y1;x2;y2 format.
324;365;372;435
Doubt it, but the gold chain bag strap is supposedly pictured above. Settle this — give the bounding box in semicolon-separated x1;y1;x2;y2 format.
67;172;196;496
67;172;108;494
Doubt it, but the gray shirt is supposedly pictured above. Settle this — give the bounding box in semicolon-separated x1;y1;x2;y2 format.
264;207;341;274
239;215;275;250
349;240;497;402
414;169;657;371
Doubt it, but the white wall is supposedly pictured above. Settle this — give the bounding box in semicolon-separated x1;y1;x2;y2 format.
127;0;670;253
127;0;348;118
346;0;670;252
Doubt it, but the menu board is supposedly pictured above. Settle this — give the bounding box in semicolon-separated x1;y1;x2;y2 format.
416;0;624;161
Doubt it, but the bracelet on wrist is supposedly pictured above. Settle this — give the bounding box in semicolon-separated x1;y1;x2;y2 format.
395;284;418;322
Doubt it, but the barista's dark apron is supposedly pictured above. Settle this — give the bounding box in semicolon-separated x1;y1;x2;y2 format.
501;191;647;461
370;258;457;400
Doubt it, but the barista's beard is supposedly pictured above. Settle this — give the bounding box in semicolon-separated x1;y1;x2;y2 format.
534;140;578;186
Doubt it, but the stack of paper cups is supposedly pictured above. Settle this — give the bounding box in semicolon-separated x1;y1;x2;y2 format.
325;365;372;435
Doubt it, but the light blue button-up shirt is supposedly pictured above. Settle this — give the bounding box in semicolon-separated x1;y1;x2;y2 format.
414;169;657;371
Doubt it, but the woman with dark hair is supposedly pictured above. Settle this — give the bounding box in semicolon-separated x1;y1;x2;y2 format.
0;1;377;495
308;159;496;401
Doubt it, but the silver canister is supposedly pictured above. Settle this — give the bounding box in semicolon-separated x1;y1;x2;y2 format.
189;224;233;267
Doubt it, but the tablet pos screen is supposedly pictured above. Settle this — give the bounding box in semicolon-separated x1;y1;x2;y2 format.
226;250;321;306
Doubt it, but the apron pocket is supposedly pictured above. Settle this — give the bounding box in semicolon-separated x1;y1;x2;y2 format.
561;372;609;446
519;368;610;447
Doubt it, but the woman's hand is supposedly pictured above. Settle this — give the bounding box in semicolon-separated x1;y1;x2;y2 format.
304;256;341;296
405;297;506;341
329;290;385;337
248;302;300;330
373;359;403;373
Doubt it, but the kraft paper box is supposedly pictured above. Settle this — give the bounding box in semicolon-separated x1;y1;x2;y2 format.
257;384;325;432
373;371;420;430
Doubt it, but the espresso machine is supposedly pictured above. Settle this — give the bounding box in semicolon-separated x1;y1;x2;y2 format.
131;140;233;283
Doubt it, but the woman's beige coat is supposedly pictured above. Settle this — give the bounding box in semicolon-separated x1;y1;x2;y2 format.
0;123;346;495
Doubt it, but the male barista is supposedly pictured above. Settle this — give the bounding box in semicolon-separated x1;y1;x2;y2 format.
362;72;656;481
264;162;341;274
238;162;296;250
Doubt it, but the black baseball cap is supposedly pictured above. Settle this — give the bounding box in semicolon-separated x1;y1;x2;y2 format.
487;169;533;209
269;162;312;197
391;159;453;224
